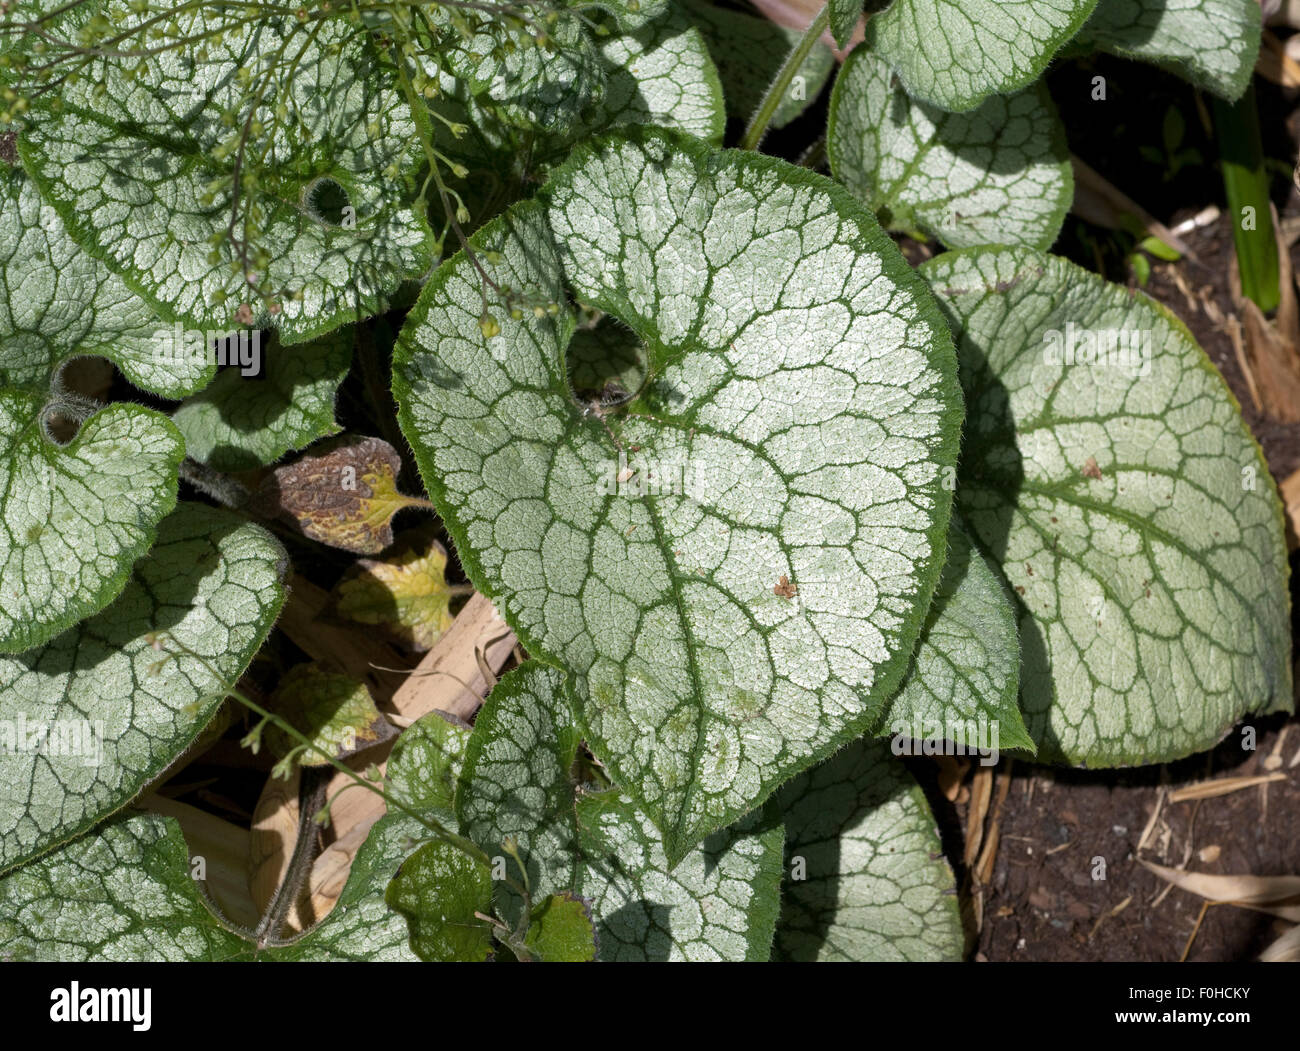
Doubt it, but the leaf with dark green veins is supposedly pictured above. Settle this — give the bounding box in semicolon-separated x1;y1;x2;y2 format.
829;0;862;48
524;892;598;962
923;246;1293;765
866;0;1099;112
0;164;197;653
878;518;1031;753
394;127;962;862
384;840;495;962
456;664;583;928
775;738;964;961
448;662;786;960
250;435;430;554
576;789;785;961
386;709;473;823
0;811;424;960
15;2;434;342
434;6;606;132
172;329;352;472
1080;0;1260;101
828;48;1072;249
0;502;286;874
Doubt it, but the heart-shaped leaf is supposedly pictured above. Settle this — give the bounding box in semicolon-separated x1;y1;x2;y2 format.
14;2;434;342
828;48;1072;250
394;127;962;861
384;839;495;962
923;246;1293;765
866;0;1099;112
1080;0;1260;101
775;737;964;961
0;502;286;875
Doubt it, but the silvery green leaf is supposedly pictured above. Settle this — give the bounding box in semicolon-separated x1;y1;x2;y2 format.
400;661;784;961
878;518;1032;753
0;503;286;874
436;7;606;131
683;0;835;131
16;2;434;343
0;396;184;655
386;709;473;824
171;328;352;472
431;5;724;189
0;164;192;652
830;0;863;48
1080;0;1260;101
456;664;582;927
580;7;724;146
776;738;964;961
923;247;1293;765
394;127;962;862
867;0;1099;112
0;811;422;960
0;165;211;399
828;48;1072;250
576;789;785;961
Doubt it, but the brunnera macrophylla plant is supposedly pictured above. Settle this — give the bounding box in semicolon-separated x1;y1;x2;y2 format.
0;0;1288;962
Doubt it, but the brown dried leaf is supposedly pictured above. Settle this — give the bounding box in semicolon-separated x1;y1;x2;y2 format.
252;435;432;553
1139;859;1300;922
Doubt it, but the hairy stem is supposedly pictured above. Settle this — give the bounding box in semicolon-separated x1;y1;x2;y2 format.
740;2;830;152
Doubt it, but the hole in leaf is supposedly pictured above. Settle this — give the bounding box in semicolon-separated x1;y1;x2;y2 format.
303;176;353;227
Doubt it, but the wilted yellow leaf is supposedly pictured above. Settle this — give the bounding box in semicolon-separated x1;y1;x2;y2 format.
335;535;463;651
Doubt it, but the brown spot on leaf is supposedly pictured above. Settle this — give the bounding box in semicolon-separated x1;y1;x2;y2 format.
251;435;431;554
233;302;255;326
1082;456;1103;480
773;575;797;600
